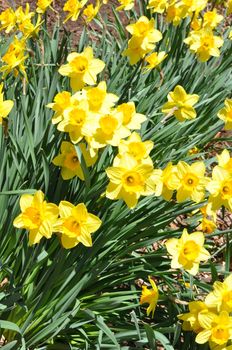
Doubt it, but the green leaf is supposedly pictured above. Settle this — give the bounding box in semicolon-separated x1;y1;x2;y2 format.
0;320;22;335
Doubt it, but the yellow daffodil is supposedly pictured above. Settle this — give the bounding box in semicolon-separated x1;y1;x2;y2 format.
54;201;102;249
122;36;152;65
168;161;207;203
159;162;177;200
52;141;97;180
140;276;159;317
188;146;199;155
116;0;134;11
116;102;146;130
201;203;217;223
83;0;101;22
203;9;223;29
196;311;232;347
178;301;209;332
191;14;202;31
207;166;232;211
0;37;28;79
83;81;118;113
165;229;210;275
56;99;91;143
15;4;34;24
217;99;232;130
182;0;207;16
47;91;73;124
144;51;167;71
162;85;199;122
149;162;177;200
18;15;43;38
205;274;232;313
36;0;53;13
13;190;59;245
198;218;216;234
115;132;154;163
87;109;131;149
63;0;88;22
0;8;17;33
184;28;223;62
106;154;156;208
59;47;105;91
14;4;36;37
122;16;162;65
147;0;167;13
0;83;14;124
217;149;232;172
126;16;162;51
166;1;186;26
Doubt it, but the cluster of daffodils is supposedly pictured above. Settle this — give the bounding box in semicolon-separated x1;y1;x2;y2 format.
48;46;161;208
154;159;208;204
184;12;224;62
0;3;43;37
48;51;232;213
122;1;226;66
0;0;106;38
105;133;156;208
0;1;230;348
122;16;167;69
178;274;232;349
63;0;108;23
149;147;232;215
63;0;139;20
151;149;232;277
13;190;101;248
0;3;44;79
0;0;137;29
0;0;106;80
0;38;28;79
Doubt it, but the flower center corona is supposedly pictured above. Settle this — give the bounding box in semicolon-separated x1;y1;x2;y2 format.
25;207;41;226
183;173;198;188
212;327;229;343
100;115;118;135
122;171;144;191
64;217;81;235
72;156;78;163
182;241;199;261
71;56;88;74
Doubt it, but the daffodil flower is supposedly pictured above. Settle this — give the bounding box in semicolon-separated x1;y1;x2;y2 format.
165;229;210;275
